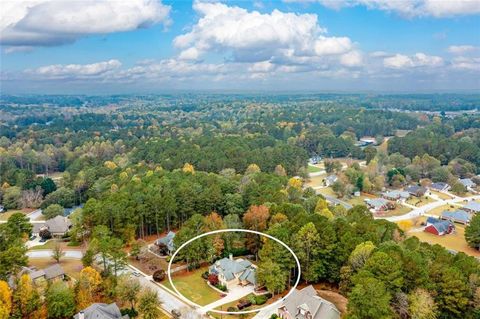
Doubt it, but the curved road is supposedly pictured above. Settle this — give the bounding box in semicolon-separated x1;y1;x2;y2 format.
379;194;480;222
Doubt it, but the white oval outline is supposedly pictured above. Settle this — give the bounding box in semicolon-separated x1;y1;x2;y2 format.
167;228;302;315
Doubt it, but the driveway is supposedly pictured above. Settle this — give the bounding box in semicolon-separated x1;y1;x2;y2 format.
27;209;43;221
27;249;83;259
127;264;192;314
200;284;254;313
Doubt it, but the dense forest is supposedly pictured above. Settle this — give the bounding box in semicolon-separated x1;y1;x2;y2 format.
1;94;480;319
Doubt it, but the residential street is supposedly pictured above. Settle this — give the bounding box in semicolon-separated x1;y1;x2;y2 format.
199;285;254;314
27;249;84;259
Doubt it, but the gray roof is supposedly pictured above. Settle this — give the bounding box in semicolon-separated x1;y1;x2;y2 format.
464;201;480;213
74;303;128;319
459;178;476;188
33;215;72;234
281;286;340;319
156;231;176;251
325;175;337;184
382;190;410;199
29;264;65;280
210;257;256;285
366;198;389;210
405;185;427;195
441;210;471;223
430;182;450;191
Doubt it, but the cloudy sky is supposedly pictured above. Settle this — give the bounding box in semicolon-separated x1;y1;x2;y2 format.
1;0;479;93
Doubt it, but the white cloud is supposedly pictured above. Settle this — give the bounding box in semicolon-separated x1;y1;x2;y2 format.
287;0;480;17
383;53;443;69
1;0;171;48
340;50;363;67
173;1;360;71
451;56;480;71
448;45;477;54
26;59;122;79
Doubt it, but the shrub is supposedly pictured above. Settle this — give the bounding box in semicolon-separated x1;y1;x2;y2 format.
153;270;166;282
208;274;219;286
121;308;138;318
270;314;279;319
248;294;257;305
227;307;237;312
201;271;209;279
255;295;268;305
215;284;227;292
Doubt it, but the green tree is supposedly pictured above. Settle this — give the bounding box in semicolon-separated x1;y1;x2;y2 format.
43;204;64;219
465;214;480;250
408;288;437;319
51;243;64;263
2;186;21;209
348;277;392;319
293;223;321;283
116;276;141;310
348;241;375;271
46;281;75;319
40;178;57;196
138;288;161;319
257;259;288;296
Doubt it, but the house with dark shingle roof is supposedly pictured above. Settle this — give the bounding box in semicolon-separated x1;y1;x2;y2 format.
405;185;427;197
365;198;391;212
440;210;471;225
382;190;410;202
324;175;338;187
28;264;66;284
429;182;450;192
74;303;128;319
209;255;257;289
253;285;340;319
32;215;72;237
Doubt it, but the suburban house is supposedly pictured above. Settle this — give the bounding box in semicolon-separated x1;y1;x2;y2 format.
459;178;476;190
365;198;392;212
382;190;410;202
32;215;72;237
429;182;451;192
440;210;471;225
28;264;66;284
463;201;480;214
209;255;257;289
405;185;427;197
324;175;338;187
424;217;455;236
155;231;176;255
254;285;340;319
74;303;128;319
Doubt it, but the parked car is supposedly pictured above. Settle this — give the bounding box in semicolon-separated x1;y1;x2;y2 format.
29;235;37;241
132;271;141;277
39;238;47;243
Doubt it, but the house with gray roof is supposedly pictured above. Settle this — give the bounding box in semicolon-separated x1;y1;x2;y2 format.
429;182;451;192
254;285;340;319
459;178;476;189
440;210;471;225
28;264;65;284
405;185;427;197
324;175;338;187
74;303;128;319
424;219;454;236
464;201;480;214
382;190;410;202
209;255;257;289
365;198;391;212
32;215;72;237
155;231;176;255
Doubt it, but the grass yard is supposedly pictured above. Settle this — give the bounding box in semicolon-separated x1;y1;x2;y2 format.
305;174;327;188
28;258;84;280
162;266;220;306
315;187;337;197
408;226;480;257
128;252;170;275
0;208;34;221
347;193;376;207
307;165;323;173
379;205;412;217
406;196;435;207
428;191;454;200
29;239;82;250
428;204;458;217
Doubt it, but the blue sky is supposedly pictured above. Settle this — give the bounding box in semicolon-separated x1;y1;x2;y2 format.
1;0;479;93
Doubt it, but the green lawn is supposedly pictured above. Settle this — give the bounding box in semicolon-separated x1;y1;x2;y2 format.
28;258;84;280
380;205;412;217
307;165;322;173
406;196;435;207
162;266;220;306
0;209;27;221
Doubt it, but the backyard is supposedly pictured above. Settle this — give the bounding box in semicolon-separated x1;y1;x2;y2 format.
162;266;221;306
406;196;435;207
378;204;412;217
28;258;84;280
307;165;323;173
0;208;34;221
409;226;480;257
428;191;454;200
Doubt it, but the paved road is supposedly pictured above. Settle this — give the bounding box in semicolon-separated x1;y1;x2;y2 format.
322;194;353;209
379;194;480;222
27;249;83;259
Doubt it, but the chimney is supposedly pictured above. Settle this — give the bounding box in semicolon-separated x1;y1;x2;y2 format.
229;254;233;261
79;311;85;319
